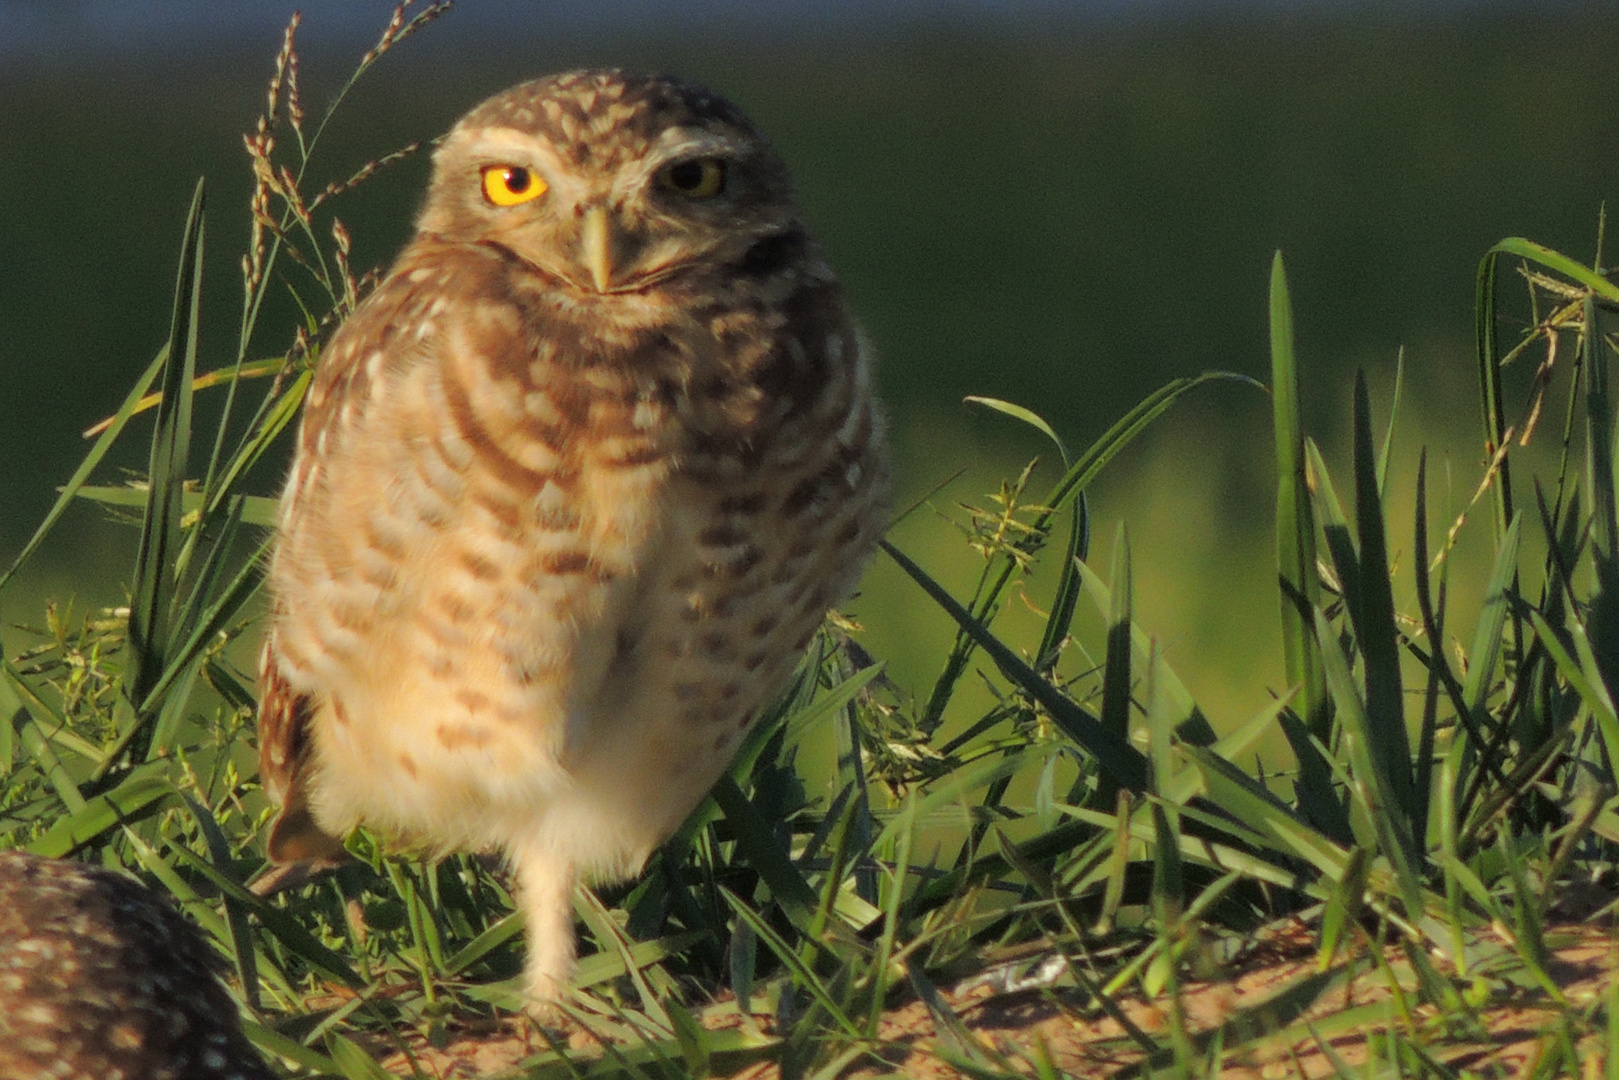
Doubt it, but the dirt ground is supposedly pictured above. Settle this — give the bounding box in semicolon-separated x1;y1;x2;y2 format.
377;922;1619;1078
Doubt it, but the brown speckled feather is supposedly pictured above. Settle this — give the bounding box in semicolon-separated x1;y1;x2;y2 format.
255;69;889;1014
0;851;276;1080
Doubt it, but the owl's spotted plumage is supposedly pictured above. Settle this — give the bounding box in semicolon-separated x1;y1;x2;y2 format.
0;852;275;1080
257;70;889;1012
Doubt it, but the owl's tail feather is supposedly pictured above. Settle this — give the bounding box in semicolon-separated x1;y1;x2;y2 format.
266;800;350;864
250;802;350;896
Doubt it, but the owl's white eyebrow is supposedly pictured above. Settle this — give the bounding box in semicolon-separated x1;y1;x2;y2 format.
650;130;747;165
462;127;558;163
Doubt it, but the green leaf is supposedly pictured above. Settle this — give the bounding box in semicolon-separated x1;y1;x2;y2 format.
1376;346;1405;502
963;395;1071;462
1460;512;1522;717
720;887;862;1039
1587;295;1619;562
1349;371;1414;823
1317;846;1369;971
907;960;1009;1071
1473;248;1517;549
240;1021;341;1075
23;772;176;857
1182;746;1349;880
1312;608;1423;916
125;178;206;760
1490;236;1619;303
73;485;280;527
1046;371;1260;518
1101;524;1133;745
667;1000;712;1078
325;1031;397;1080
1271;252;1324;714
442;912;525;977
1271;252;1336;845
711;776;853;945
882;540;1148;791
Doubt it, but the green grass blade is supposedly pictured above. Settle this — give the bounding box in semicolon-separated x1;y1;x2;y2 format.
5;672;91;812
1586;296;1618;562
1096;524;1133;809
23;771;175;857
72;486;279;528
1312;609;1423;916
1491;236;1619;303
1183;746;1348;879
907;960;1010;1071
1101;524;1133;744
1271;252;1327;734
719;887;862;1039
442;912;525;977
1073;559;1215;752
137;529;269;716
1304;437;1361;620
325;1031;397;1080
567;930;709;991
1606;973;1619;1080
881;540;1148;790
239;1020;342;1075
867;792;915;1037
1460;512;1522;717
710;776;842;942
1349;371;1415;822
920;375;1251;734
1315;845;1368;971
1410;450;1449;849
963;396;1071;461
1376;346;1405;501
1529;605;1619;774
1046;370;1260;518
182;793;262;1009
199;365;310;524
963;395;1088;674
1036;501;1087;673
125;178;205;754
1474;248;1518;547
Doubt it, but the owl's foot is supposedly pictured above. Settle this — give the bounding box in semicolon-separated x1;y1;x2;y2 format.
522;975;569;1030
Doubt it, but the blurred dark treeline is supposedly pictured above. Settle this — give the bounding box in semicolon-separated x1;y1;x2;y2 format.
3;1;1616;583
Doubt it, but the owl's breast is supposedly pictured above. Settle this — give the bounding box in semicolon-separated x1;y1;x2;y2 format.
551;311;890;867
270;254;887;859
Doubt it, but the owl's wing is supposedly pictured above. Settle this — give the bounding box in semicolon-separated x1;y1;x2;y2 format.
254;275;419;868
257;628;348;865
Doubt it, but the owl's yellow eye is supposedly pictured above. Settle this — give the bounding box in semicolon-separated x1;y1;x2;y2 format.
657;158;727;199
480;165;547;207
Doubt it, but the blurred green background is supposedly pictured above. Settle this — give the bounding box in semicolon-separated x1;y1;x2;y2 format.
3;0;1616;732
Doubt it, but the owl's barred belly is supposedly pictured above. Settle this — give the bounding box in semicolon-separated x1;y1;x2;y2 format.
295;442;868;878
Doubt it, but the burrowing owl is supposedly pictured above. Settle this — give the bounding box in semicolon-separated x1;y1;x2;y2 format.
0;851;275;1080
257;70;889;1012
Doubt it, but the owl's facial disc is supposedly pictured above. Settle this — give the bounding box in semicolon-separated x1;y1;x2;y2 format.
425;113;793;297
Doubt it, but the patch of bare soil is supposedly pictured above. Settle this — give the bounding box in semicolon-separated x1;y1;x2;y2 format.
376;923;1619;1078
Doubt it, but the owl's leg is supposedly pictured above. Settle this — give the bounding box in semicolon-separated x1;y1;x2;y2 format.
510;842;578;1023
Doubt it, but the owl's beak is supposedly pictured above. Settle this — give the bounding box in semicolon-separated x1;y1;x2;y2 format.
579;205;614;293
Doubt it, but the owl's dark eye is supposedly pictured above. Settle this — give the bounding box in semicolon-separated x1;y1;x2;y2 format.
481;165;547;207
658;158;727;199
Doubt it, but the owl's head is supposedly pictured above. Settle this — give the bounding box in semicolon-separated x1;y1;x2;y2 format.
418;70;804;296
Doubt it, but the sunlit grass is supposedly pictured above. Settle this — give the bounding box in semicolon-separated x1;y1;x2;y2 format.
4;7;1619;1079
